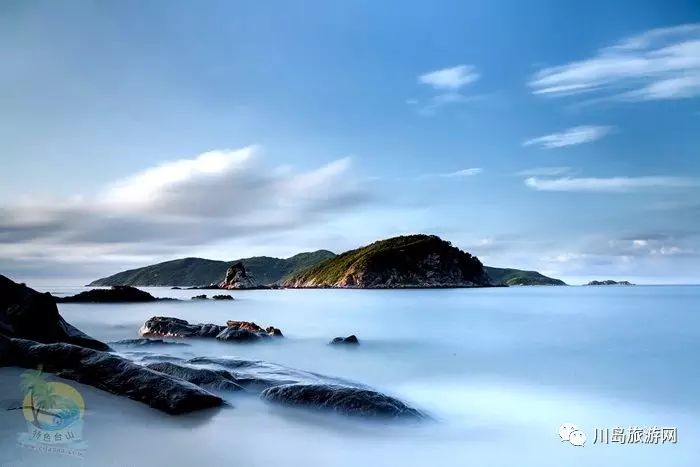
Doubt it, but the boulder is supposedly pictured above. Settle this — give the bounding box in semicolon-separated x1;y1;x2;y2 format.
329;335;359;346
145;362;244;392
56;286;158;303
139;317;283;341
0;337;224;415
191;294;208;300
218;262;257;289
0;275;109;351
110;338;190;347
261;383;424;419
139;316;225;338
212;294;234;300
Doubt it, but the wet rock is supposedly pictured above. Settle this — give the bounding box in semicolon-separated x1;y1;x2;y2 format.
139;317;283;342
139;316;225;338
261;383;425;419
0;275;109;351
110;338;190;347
145;362;244;392
0;337;224;415
212;295;234;300
216;327;266;342
186;357;356;393
56;286;158;303
191;294;208;300
329;335;359;346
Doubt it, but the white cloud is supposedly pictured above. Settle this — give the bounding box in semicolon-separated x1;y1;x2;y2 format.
0;146;371;267
515;167;573;177
418;65;480;91
523;125;612;148
443;168;483;177
529;23;700;101
524;175;699;192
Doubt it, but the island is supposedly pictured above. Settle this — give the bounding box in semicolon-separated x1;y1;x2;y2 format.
88;234;565;288
586;280;634;286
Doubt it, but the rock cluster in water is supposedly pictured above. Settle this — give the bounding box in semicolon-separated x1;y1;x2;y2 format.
329;335;360;346
139;316;283;341
56;285;159;303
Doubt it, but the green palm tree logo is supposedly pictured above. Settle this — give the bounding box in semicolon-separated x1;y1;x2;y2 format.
20;366;60;423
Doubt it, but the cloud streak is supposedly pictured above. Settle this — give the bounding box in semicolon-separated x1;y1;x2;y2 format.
525;175;699;192
0;146;371;266
418;65;479;91
529;23;700;101
523;125;612;148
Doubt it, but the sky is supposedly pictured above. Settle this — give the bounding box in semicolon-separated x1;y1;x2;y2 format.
1;0;699;285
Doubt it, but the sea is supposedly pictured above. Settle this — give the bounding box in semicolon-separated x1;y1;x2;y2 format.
0;285;698;466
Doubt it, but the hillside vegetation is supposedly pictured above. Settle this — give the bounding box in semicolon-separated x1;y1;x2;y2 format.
283;234;490;288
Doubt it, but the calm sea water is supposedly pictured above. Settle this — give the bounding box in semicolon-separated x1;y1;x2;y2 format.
1;285;698;466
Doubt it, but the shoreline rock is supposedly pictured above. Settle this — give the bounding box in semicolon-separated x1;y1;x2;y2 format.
261;383;424;419
139;316;283;342
329;335;359;346
0;337;224;415
56;286;159;303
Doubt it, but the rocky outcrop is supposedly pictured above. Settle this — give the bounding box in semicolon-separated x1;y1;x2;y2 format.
0;275;109;351
212;294;234;300
261;383;424;419
110;338;190;347
145;362;244;392
284;235;492;288
0;337;224;415
139;316;283;342
218;262;257;289
586;280;634;286
329;335;359;346
56;286;158;303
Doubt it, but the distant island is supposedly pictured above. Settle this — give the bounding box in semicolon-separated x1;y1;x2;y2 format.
586;280;634;286
90;234;566;288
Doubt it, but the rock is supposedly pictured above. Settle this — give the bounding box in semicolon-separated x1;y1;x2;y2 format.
186;357;354;393
0;337;224;415
145;362;244;392
586;280;634;286
329;335;359;346
266;326;283;337
139;317;224;338
110;338;190;347
216;327;265;342
57;286;158;303
218;262;257;289
212;294;234;300
0;275;109;351
260;383;424;419
191;294;208;300
139;317;283;341
171;287;182;290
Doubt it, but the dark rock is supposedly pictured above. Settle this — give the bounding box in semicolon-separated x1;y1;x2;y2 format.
186;357;357;393
266;326;283;337
212;294;234;300
57;286;158;303
218;262;257;289
139;317;283;342
139;316;225;338
216;327;265;342
145;362;244;392
171;287;182;290
329;335;359;346
0;336;224;415
191;294;208;300
110;338;190;347
261;383;425;419
0;275;109;351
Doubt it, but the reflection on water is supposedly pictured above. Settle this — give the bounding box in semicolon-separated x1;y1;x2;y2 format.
1;286;698;466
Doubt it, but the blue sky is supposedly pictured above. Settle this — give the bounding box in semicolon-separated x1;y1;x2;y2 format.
1;0;699;284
